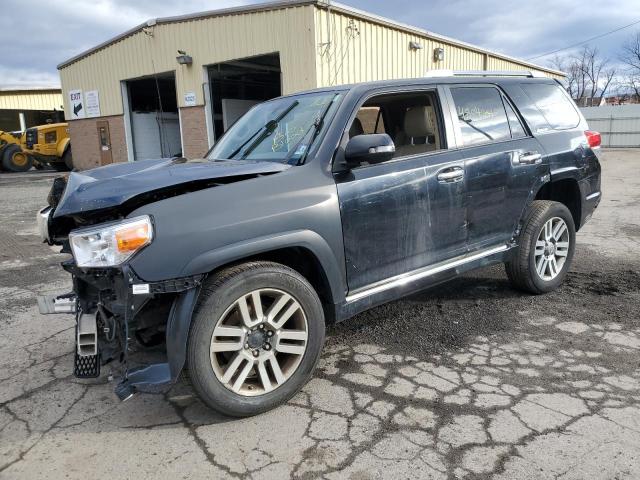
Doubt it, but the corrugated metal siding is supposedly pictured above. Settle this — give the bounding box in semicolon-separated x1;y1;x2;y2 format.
314;9;562;87
59;5;317;118
581;105;640;147
0;90;63;111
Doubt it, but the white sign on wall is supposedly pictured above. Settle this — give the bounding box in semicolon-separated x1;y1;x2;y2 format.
85;90;101;117
184;91;196;107
68;89;85;119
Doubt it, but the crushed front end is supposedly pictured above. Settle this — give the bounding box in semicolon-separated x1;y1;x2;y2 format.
37;176;204;401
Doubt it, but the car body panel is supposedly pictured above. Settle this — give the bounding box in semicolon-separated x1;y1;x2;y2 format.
39;75;602;397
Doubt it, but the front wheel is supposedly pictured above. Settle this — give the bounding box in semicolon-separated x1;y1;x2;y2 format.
505;200;576;294
2;145;32;172
187;261;325;417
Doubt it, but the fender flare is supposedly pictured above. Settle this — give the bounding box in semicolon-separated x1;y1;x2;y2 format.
180;229;346;304
57;137;70;158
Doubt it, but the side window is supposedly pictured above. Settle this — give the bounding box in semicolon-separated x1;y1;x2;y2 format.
450;87;511;147
520;83;580;131
347;91;445;159
503;97;527;139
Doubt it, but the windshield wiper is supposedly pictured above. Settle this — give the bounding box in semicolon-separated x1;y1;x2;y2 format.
283;94;338;165
232;100;299;160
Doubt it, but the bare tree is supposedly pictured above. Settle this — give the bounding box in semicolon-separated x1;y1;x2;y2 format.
549;46;616;106
620;31;640;102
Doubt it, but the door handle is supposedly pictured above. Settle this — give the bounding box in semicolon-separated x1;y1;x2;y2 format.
437;167;464;183
514;151;542;165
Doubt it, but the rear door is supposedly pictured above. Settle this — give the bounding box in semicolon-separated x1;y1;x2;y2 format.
445;84;546;250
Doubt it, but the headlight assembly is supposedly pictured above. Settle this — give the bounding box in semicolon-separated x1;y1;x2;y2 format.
69;215;153;267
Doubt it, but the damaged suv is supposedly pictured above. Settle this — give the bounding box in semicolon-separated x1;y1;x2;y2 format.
37;72;601;417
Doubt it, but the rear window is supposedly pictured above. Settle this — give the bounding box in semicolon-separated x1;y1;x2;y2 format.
450;87;511;147
520;83;580;131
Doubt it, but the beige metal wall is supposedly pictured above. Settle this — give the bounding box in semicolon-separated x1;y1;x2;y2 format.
0;90;63;111
314;8;563;87
59;4;318;119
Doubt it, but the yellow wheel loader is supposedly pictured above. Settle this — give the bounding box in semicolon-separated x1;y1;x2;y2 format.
0;123;72;172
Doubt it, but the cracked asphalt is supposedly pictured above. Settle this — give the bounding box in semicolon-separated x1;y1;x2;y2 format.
1;149;639;479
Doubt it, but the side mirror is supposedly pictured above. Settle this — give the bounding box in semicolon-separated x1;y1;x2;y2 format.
344;133;395;168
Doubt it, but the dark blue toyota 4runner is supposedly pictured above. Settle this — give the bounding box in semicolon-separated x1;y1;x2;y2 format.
37;72;601;416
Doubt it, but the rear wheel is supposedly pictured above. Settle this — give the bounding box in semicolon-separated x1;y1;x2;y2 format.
2;145;32;172
63;149;73;170
187;261;325;417
505;200;576;294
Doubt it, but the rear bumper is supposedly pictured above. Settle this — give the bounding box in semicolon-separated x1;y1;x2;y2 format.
579;176;601;227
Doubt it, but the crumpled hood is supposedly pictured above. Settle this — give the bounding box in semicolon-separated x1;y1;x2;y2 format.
53;157;290;218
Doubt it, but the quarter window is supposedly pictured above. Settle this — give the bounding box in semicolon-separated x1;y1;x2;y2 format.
520;83;580;130
450;87;511;147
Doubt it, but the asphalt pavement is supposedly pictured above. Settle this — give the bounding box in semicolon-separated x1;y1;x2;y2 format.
0;149;639;479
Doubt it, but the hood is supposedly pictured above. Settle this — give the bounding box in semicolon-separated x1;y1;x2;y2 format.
53;157;290;218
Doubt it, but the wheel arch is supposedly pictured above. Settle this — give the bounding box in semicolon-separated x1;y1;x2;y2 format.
534;177;582;230
180;230;346;315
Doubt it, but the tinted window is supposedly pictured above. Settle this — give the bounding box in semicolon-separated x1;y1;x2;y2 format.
450;87;511;147
520;83;580;130
503;98;527;139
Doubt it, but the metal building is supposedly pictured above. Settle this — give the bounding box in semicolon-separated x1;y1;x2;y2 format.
0;88;64;132
57;0;564;170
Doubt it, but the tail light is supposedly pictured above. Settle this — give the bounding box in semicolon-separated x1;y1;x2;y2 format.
584;130;601;148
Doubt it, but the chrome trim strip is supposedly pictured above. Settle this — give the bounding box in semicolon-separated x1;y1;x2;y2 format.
585;191;601;200
345;245;509;303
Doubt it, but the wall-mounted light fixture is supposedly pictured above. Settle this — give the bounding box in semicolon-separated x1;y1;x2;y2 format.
176;50;193;65
409;41;423;50
434;47;445;62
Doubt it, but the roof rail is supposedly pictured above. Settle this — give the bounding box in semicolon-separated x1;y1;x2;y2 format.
424;70;547;78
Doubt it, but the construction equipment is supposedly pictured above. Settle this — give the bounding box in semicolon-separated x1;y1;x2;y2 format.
0;122;72;172
0;130;31;172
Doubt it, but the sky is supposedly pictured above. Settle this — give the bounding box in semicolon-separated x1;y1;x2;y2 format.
2;0;640;89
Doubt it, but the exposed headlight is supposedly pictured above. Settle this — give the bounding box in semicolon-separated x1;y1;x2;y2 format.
69;215;153;267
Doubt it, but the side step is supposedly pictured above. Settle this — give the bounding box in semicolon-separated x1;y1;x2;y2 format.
37;294;76;314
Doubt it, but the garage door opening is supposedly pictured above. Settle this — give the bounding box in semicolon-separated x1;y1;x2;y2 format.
126;73;181;160
208;53;281;140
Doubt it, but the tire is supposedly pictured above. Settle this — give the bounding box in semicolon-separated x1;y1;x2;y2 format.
2;145;32;172
63;149;73;170
505;200;576;294
187;261;325;417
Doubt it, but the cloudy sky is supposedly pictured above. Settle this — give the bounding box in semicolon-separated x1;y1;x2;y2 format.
2;0;640;88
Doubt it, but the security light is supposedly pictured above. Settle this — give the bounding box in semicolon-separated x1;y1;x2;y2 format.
176;52;193;65
409;41;422;50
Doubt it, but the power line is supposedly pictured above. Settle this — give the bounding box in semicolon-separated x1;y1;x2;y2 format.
526;18;640;61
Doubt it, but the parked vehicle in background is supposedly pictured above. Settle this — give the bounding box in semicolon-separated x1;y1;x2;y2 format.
0;122;72;172
37;71;601;417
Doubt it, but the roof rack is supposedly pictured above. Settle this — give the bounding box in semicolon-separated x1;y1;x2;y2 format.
424;70;547;78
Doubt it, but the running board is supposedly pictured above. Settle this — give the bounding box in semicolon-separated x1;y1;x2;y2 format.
346;245;509;303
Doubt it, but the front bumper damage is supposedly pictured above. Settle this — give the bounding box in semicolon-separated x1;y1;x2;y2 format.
39;259;204;400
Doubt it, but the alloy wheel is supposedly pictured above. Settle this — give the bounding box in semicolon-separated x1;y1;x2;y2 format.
209;288;308;396
534;216;570;281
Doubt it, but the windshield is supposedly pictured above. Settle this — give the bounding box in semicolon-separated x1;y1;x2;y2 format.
208;91;343;164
